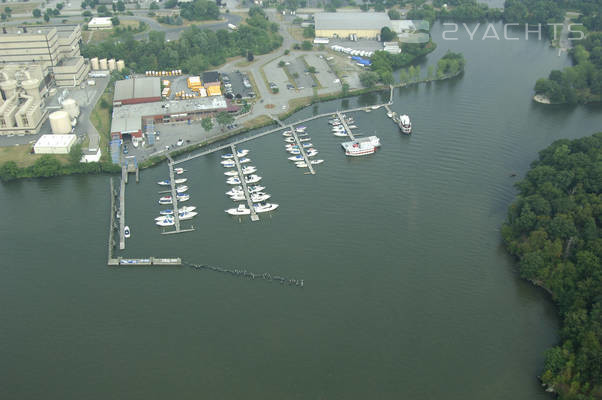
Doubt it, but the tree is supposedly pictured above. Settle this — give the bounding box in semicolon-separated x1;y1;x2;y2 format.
43;12;50;22
302;26;314;38
149;2;159;10
215;111;234;127
32;8;42;18
165;0;178;8
359;71;379;88
116;0;125;12
307;66;316;74
380;26;396;42
68;143;83;165
201;116;213;131
301;40;312;51
278;60;285;67
111;16;120;26
0;161;19;181
427;65;434;80
342;82;349;95
56;3;64;10
388;9;401;20
399;68;409;83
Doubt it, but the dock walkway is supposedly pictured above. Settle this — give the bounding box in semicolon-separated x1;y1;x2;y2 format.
231;145;259;221
336;111;355;140
119;166;126;250
290;127;315;175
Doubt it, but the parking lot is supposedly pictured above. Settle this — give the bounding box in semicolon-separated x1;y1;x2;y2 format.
285;56;316;90
221;71;255;99
304;54;342;93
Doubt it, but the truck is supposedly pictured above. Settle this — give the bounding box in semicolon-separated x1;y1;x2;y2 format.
227;24;237;30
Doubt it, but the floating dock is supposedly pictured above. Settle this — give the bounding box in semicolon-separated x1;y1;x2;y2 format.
231;144;259;221
119;165;126;250
290;126;315;175
336;111;355;140
162;156;195;235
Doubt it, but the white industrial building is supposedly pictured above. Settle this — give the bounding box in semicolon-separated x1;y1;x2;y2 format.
88;17;113;30
34;134;76;154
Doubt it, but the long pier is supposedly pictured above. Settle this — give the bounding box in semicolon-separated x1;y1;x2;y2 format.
290;126;315;175
108;178;118;265
173;103;392;165
336;111;355;140
231;144;259;221
168;161;181;232
119;165;126;250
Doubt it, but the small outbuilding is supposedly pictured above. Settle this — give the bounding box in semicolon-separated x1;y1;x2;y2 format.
88;17;113;30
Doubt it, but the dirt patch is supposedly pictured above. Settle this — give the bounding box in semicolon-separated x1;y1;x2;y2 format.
265;104;275;109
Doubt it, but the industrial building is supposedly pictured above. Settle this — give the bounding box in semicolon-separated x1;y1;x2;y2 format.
110;96;238;139
314;12;391;39
0;25;90;87
87;17;113;30
33;134;76;154
113;77;162;106
0;66;48;135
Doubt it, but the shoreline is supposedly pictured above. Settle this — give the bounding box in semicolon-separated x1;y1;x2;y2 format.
0;68;464;182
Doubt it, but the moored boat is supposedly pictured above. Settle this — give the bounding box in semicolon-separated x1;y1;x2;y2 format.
174;167;186;175
157;179;170;186
253;202;279;213
399;114;412;134
225;204;251;216
124;226;131;238
176;185;188;193
175;178;187;184
340;135;381;157
156;217;174;226
288;155;304;161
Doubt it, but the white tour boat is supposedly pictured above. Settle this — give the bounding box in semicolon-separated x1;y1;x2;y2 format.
398;114;412;134
340;135;381;157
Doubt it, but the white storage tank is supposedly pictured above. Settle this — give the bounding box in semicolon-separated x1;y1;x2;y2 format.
90;57;100;70
0;79;17;99
49;110;72;134
62;98;80;118
108;59;116;71
21;79;41;101
99;58;108;70
116;60;125;71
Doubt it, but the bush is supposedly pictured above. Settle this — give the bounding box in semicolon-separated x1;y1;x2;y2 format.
301;40;312;51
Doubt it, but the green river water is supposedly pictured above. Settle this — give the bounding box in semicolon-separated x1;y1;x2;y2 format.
1;22;601;399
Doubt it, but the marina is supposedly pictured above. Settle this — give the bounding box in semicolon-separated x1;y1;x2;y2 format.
335;111;356;140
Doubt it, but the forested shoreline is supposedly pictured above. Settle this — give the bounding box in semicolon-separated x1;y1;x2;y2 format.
502;133;601;400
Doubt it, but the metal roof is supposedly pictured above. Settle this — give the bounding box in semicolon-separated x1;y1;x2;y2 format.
114;77;161;102
314;12;390;31
111;96;234;133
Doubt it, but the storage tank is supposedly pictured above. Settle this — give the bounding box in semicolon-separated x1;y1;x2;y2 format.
116;60;125;71
90;57;100;70
108;59;116;71
99;58;108;70
0;79;17;99
49;110;72;134
21;79;41;101
62;98;80;118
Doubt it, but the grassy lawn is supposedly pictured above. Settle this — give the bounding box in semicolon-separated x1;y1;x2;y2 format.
90;91;114;162
245;71;262;101
155;18;226;29
83;21;148;43
242;115;273;130
4;2;40;14
288;26;307;42
0;144;68;168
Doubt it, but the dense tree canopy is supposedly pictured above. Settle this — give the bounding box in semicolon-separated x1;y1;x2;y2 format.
81;7;282;74
502;133;602;400
534;32;602;104
180;0;220;21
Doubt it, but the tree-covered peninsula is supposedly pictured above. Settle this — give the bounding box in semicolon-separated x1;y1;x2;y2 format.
502;133;601;399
